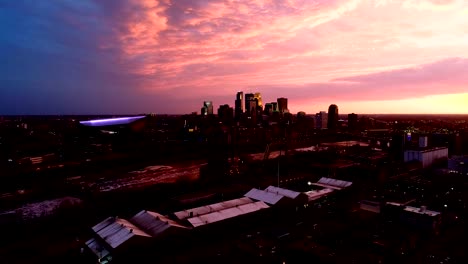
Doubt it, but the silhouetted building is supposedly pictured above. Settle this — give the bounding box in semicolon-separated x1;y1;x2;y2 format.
245;93;256;115
235;92;244;119
264;103;273;115
327;104;339;130
218;104;234;124
348;113;358;131
297;111;306;118
254;93;263;109
201;101;214;116
271;102;279;112
277;98;288;114
315;111;328;129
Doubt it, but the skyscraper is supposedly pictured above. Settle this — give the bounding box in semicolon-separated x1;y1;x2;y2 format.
235;92;244;118
218;104;234;124
203;101;213;115
245;93;256;115
254;93;263;108
315;111;328;129
327;104;339;129
264;103;273;115
277;97;288;113
271;102;279;112
348;113;358;131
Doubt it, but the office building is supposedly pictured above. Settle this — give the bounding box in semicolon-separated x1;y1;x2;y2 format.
315;111;328;129
254;93;263;109
218;104;234;124
264;103;273;115
271;102;279;112
348;113;358;131
327;104;339;130
245;93;256;115
277;98;288;114
201;101;214;115
235;92;244;118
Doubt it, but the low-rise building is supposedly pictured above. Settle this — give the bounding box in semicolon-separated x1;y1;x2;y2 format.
404;147;448;168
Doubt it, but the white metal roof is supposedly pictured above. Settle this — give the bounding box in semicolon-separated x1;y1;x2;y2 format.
244;188;288;205
317;177;352;189
174;197;254;220
386;202;404;207
187;201;269;227
92;217;151;249
264;186;302;199
305;188;334;201
130;210;189;237
404;206;440;217
86;238;110;259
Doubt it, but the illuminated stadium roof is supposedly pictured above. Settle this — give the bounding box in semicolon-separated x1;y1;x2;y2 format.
79;116;146;127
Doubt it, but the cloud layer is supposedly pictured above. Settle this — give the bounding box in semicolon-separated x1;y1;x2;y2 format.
1;0;468;114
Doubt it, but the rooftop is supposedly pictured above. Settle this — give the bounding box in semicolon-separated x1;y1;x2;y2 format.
187;201;269;228
92;217;151;249
404;206;440;217
86;238;110;260
404;146;448;153
264;186;303;200
244;188;289;205
174;197;254;220
131;210;189;237
305;188;334;202
311;177;352;190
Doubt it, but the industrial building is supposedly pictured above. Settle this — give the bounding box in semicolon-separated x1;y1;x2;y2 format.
173;197;269;228
404;147;448;168
310;177;353;190
384;202;442;234
86;211;189;263
404;136;448;168
85;182;350;263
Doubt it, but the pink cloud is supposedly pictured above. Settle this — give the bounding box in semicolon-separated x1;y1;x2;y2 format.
74;0;468;113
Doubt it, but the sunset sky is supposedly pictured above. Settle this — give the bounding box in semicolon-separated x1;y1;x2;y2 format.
1;0;468;115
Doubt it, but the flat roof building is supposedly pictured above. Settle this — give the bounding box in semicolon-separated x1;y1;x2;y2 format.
404;147;448;168
310;177;352;190
186;201;269;228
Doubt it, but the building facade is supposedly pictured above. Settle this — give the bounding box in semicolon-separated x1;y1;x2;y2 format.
404;147;448;168
327;104;339;130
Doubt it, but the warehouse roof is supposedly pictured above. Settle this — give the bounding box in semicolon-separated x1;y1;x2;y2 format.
305;188;334;202
86;238;110;260
312;177;352;190
404;206;440;217
131;210;189;237
92;217;150;249
264;186;303;199
187;201;269;227
244;188;290;205
174;197;254;220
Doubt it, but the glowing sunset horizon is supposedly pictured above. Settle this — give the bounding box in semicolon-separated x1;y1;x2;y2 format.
1;0;468;114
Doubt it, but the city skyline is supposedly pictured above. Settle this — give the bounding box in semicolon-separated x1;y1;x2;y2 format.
2;1;468;115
